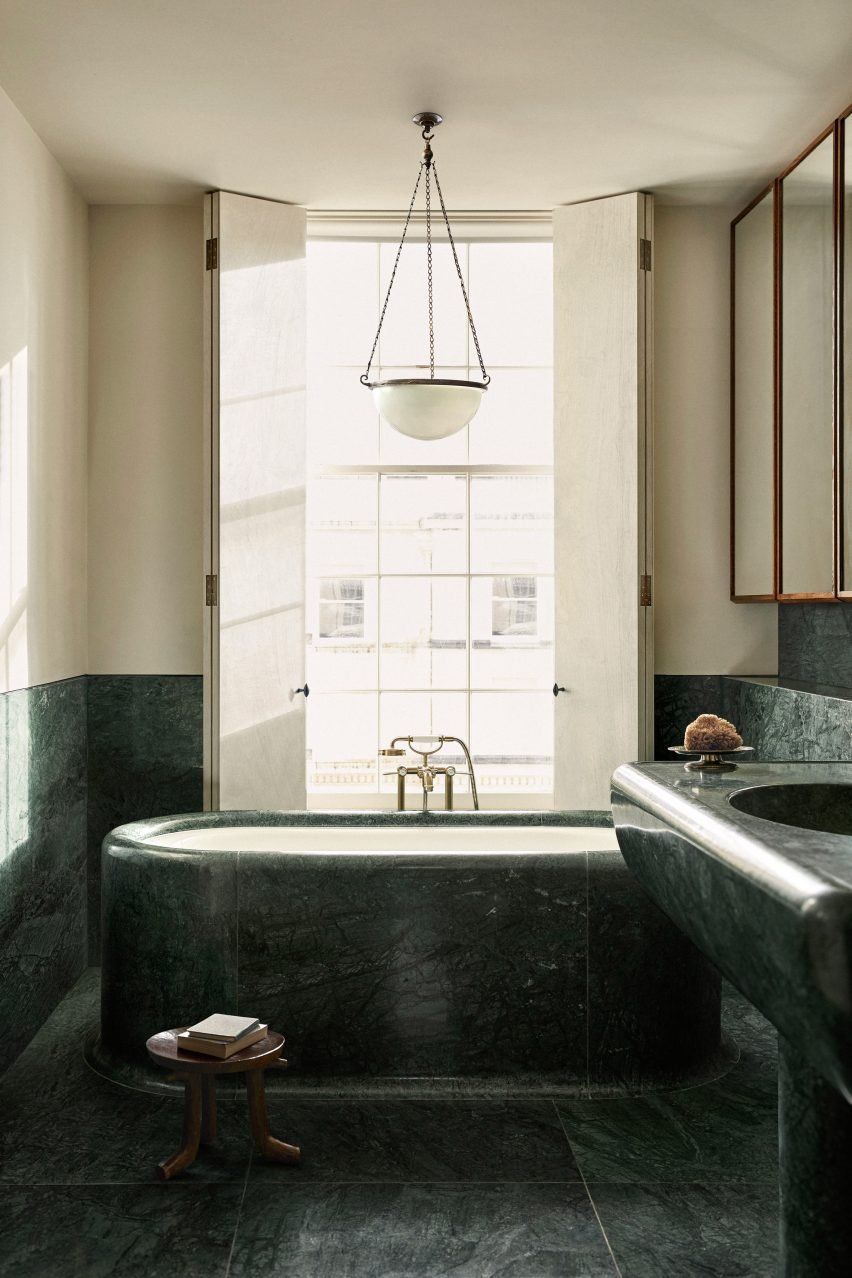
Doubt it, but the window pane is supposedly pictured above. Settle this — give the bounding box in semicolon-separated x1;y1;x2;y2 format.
470;576;554;689
307;576;377;690
469;242;553;366
470;475;554;573
307;691;378;793
380;577;467;689
468;368;553;466
380;474;467;573
471;691;553;794
307;366;379;468
307;241;378;366
378;242;469;367
307;476;377;576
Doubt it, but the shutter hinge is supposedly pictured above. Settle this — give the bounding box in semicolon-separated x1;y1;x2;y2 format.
639;238;652;271
640;574;652;607
205;237;218;271
205;574;218;607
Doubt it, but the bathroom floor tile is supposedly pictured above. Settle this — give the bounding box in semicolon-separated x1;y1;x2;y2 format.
0;1081;254;1185
587;1181;779;1277
228;1181;619;1277
251;1097;582;1182
0;1184;242;1278
555;1052;778;1183
0;970;252;1185
0;971;785;1278
722;983;778;1074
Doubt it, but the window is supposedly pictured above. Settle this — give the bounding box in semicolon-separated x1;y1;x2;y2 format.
305;233;554;806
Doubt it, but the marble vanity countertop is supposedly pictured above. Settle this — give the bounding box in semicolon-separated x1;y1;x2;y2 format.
612;760;852;1100
613;761;852;902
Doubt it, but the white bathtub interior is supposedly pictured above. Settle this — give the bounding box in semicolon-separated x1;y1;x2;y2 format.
145;825;620;853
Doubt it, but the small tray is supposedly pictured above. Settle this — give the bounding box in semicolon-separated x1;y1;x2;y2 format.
668;745;754;772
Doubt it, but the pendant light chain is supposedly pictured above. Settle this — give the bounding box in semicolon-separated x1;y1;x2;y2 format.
432;163;489;385
425;161;435;379
360;164;423;385
361;116;489;387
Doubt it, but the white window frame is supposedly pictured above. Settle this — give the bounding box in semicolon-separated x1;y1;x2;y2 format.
305;214;556;810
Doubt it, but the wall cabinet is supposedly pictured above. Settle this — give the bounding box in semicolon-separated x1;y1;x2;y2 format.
731;105;852;601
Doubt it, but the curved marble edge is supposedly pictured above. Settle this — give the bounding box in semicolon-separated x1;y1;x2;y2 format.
86;1030;739;1100
612;762;852;906
103;807;612;856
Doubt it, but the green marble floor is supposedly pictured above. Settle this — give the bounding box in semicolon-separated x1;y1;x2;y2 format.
0;971;779;1277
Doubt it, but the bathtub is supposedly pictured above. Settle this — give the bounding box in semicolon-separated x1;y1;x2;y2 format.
96;811;730;1095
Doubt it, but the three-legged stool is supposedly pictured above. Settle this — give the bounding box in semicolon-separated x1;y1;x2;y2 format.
146;1028;301;1181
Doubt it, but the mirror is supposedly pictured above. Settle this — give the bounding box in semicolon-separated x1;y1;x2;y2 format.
842;120;852;593
780;132;835;596
732;190;775;598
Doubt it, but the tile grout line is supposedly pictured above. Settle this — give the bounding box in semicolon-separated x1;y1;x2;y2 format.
552;1100;624;1278
223;1150;253;1278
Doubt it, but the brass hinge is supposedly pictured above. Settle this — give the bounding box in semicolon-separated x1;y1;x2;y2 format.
205;237;218;271
639;238;652;271
640;574;652;607
205;574;218;607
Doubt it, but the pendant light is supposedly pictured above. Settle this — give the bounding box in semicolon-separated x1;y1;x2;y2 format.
360;112;490;440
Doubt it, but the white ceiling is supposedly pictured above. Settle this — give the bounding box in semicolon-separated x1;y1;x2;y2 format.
0;0;851;210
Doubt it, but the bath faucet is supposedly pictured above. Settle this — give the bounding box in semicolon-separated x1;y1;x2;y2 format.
380;735;480;812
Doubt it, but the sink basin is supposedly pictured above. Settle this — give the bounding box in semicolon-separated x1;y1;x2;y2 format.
729;782;852;835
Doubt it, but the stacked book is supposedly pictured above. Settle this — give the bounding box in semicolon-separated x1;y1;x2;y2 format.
177;1014;268;1059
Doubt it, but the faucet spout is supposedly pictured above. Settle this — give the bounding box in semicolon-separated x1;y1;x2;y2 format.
382;735;479;811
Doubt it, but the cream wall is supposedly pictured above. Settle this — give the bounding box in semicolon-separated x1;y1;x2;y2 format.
0;85;88;693
88;205;203;673
654;205;778;674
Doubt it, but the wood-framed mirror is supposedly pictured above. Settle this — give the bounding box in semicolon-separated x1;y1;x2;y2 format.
731;186;776;600
731;104;852;604
839;108;852;597
778;125;836;599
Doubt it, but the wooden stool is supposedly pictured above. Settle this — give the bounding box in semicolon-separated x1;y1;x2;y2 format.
146;1028;302;1181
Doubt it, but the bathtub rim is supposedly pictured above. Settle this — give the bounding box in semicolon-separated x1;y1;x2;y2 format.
103;807;613;858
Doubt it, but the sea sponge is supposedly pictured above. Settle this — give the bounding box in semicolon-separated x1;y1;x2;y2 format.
684;713;743;752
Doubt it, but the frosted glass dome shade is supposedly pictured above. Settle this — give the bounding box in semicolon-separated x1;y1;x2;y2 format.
368;378;487;440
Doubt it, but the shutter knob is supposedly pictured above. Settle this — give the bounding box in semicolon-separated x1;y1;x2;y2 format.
295;684;310;698
553;683;567;697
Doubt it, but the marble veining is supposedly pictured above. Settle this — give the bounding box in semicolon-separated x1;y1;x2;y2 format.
228;1182;618;1278
86;675;203;958
655;673;852;763
613;760;852;1095
96;812;725;1092
0;676;87;1074
587;1183;778;1278
0;969;780;1278
612;761;852;1277
778;602;852;688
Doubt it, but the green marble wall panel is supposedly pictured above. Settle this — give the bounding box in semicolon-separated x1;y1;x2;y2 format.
655;674;852;763
86;675;203;959
779;602;852;687
0;677;87;1073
